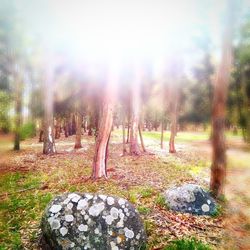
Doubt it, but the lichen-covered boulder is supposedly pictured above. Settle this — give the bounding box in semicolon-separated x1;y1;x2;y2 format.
164;184;216;215
41;193;146;250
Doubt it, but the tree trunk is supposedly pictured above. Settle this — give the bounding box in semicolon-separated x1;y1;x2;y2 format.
92;67;117;179
138;124;146;152
64;117;69;137
169;109;177;153
169;88;178;153
160;121;164;149
72;114;76;135
129;68;141;155
13;77;22;151
126;109;130;144
54;118;61;139
43;66;56;155
74;113;82;149
122;111;127;155
210;0;234;198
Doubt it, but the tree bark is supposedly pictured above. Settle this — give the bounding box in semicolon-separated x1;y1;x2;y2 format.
138;124;146;152
126;108;130;144
74;112;82;149
54;118;61;139
13;75;22;151
169;87;178;153
129;67;142;155
210;0;234;198
122;110;127;155
92;67;117;179
72;114;76;135
160;121;164;149
43;65;56;155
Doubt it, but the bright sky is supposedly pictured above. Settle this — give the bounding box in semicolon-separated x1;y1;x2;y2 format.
15;0;250;71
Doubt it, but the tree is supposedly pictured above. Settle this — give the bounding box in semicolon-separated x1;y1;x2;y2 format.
43;63;56;154
210;0;234;198
92;66;117;179
167;59;182;153
129;66;142;155
13;66;23;150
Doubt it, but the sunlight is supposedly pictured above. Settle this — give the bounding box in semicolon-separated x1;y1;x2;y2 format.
28;0;206;64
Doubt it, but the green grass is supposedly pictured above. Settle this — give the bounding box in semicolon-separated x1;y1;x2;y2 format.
0;172;53;249
155;193;168;208
137;205;151;215
164;238;211;250
142;131;209;143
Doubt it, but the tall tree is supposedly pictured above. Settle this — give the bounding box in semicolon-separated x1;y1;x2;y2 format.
43;63;56;154
210;0;234;198
92;66;117;179
13;66;23;150
74;111;83;149
129;66;142;155
167;59;182;153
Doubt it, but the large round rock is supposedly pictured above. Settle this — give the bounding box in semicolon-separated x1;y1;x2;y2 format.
164;184;216;215
41;193;146;249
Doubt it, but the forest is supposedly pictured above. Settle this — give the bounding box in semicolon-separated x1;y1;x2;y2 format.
0;0;250;249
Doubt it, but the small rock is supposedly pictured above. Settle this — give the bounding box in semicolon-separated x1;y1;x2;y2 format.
164;184;216;215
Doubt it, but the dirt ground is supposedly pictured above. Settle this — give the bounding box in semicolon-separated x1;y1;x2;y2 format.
0;132;249;249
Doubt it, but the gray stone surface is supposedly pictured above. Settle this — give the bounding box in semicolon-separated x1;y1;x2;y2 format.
164;184;216;215
41;193;146;249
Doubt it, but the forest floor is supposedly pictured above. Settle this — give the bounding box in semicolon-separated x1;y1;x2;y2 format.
0;130;249;250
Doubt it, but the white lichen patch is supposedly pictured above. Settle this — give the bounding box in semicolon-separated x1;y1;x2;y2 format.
65;214;74;222
72;194;81;203
60;227;68;236
48;216;55;224
78;224;88;232
107;197;115;206
85;194;93;200
70;242;75;248
94;228;99;234
136;233;140;240
105;215;114;225
68;193;78;199
51;219;60;230
119;212;125;219
63;198;71;205
110;207;119;219
67;202;73;210
84;215;89;220
77;199;88;210
89;202;105;217
116;220;124;228
201;204;210;212
110;241;119;250
99;195;107;201
49;204;62;213
118;198;126;206
124;228;134;239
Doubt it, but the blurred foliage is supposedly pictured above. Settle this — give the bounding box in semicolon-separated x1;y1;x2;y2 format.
229;14;250;142
0;91;11;133
20;122;36;141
